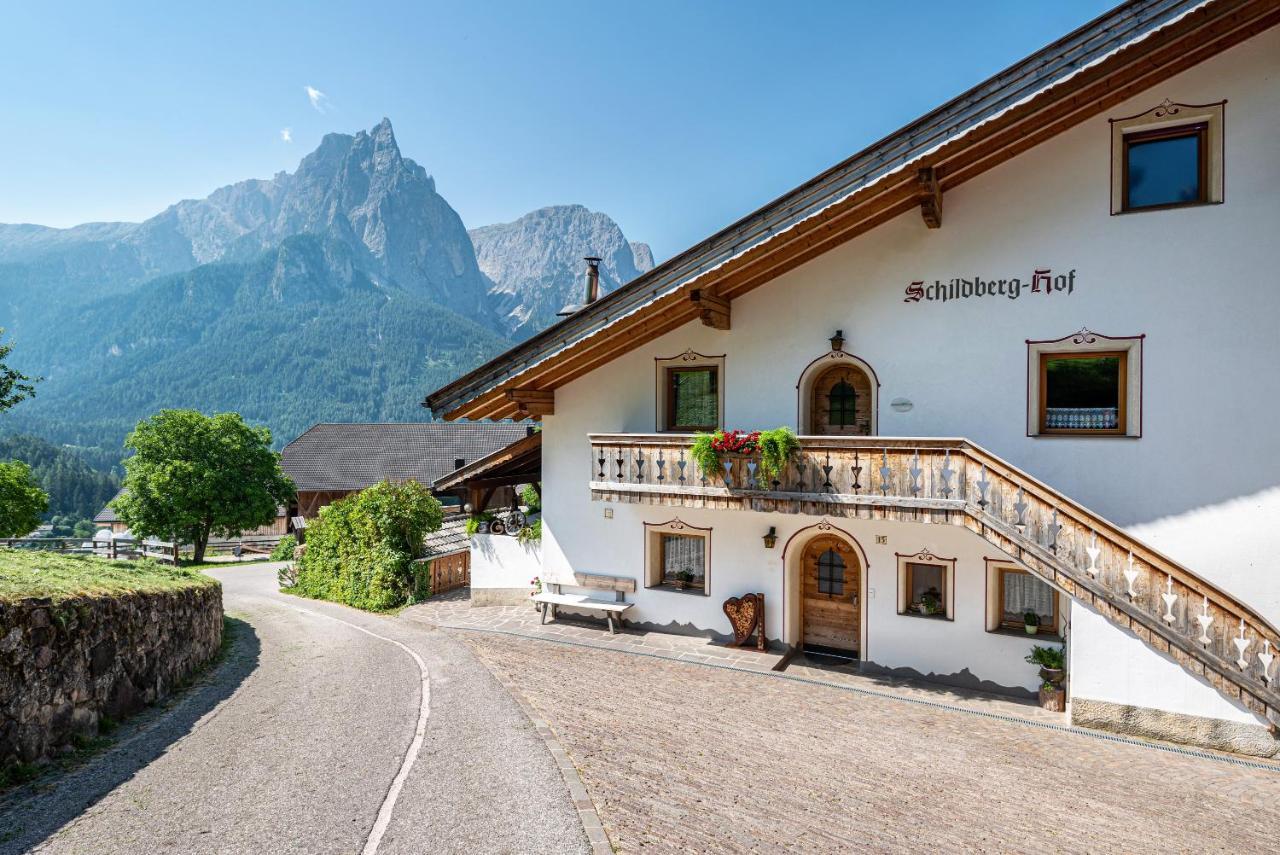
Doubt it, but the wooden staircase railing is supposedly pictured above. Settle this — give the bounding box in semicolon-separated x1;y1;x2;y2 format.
588;433;1280;725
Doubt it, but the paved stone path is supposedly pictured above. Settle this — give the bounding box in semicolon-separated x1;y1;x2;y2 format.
456;630;1280;853
0;565;589;855
405;592;1063;722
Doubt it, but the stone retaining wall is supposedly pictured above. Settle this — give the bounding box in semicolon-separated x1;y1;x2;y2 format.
0;583;223;767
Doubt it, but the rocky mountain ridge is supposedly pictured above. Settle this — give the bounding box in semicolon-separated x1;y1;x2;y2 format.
470;204;653;339
0;119;653;453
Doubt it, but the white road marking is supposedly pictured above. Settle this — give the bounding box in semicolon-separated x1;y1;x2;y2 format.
288;604;431;855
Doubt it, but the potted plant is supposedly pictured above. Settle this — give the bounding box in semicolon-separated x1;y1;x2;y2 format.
688;427;799;486
529;575;542;610
919;587;941;616
1038;679;1066;712
1025;645;1066;708
673;569;696;590
1023;609;1041;635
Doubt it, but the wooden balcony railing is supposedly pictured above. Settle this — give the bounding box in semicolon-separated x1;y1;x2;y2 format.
588;433;1280;725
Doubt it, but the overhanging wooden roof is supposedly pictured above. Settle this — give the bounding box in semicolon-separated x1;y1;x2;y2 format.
432;431;541;493
426;0;1280;421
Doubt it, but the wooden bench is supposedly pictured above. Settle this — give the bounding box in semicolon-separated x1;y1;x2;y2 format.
532;573;636;634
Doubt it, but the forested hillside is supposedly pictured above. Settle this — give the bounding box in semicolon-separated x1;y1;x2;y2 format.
4;235;511;450
0;118;652;458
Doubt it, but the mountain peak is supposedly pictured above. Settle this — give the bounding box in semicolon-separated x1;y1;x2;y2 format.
470;204;652;340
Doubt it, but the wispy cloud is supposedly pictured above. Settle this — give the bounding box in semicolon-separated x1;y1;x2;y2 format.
280;127;293;143
304;85;329;113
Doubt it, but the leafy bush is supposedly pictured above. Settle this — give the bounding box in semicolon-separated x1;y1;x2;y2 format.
287;480;442;611
270;534;297;562
465;512;495;537
520;484;541;512
517;518;542;545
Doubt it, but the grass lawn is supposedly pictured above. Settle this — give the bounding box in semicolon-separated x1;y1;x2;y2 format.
0;549;218;603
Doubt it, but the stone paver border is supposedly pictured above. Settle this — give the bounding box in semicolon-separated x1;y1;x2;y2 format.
477;649;614;854
443;622;1280;776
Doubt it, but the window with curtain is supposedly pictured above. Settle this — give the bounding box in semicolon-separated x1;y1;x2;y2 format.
1000;569;1057;631
1040;351;1125;434
660;533;706;588
817;548;845;596
827;380;857;427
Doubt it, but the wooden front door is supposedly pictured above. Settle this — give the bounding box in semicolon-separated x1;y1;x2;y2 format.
800;535;860;654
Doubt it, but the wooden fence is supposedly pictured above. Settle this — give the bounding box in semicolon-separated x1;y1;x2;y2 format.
415;551;470;596
0;533;286;563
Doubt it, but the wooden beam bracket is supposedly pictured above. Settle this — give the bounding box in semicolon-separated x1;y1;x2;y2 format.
690;288;731;330
505;388;554;419
917;166;942;229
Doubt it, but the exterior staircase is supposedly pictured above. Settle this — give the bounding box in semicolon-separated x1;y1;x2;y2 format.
588;434;1280;725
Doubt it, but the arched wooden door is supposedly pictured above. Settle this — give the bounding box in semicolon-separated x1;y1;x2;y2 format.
800;535;860;655
809;365;874;435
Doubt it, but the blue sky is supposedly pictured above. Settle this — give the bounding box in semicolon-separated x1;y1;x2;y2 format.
1;1;1116;260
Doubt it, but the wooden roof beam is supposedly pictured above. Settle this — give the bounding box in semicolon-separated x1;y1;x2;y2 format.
505;388;554;420
690;288;731;330
917;167;942;229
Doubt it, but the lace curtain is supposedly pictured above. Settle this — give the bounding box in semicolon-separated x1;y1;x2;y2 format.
1003;572;1054;621
661;534;705;582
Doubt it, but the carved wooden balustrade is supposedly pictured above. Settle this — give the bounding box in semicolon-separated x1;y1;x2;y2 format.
588;433;1280;725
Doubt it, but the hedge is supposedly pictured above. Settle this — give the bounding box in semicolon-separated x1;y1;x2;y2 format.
285;480;442;611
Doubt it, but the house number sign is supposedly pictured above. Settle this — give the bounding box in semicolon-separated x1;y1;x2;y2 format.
903;268;1077;304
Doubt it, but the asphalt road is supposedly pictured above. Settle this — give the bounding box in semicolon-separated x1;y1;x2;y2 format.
0;564;589;855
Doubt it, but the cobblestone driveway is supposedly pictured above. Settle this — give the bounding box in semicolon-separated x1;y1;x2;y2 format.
458;631;1280;854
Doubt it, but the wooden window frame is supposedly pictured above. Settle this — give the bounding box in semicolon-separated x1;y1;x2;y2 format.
1120;122;1209;213
1109;99;1224;215
644;518;711;595
1037;349;1128;436
664;366;719;432
895;551;956;621
995;567;1059;634
826;380;858;428
654;350;725;433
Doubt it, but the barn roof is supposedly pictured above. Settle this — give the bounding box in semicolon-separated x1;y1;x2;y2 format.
280;422;531;493
424;0;1279;421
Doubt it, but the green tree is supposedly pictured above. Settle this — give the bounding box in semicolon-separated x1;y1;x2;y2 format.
114;410;295;563
0;328;39;413
0;461;49;537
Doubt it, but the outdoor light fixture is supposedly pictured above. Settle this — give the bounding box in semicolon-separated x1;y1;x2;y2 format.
829;329;845;352
763;526;778;549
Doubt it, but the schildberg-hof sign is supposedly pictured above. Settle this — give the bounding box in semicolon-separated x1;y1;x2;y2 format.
903;268;1076;304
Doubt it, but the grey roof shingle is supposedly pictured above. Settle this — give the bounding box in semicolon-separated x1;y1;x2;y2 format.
423;513;469;558
94;489;126;523
281;422;530;493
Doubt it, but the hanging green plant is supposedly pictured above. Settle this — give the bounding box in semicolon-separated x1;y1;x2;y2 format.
756;426;800;483
688;427;799;485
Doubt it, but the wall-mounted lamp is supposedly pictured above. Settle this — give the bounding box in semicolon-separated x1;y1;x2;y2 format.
829;330;845;352
763;526;778;549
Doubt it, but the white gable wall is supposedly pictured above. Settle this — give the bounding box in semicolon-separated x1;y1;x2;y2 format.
538;27;1280;724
